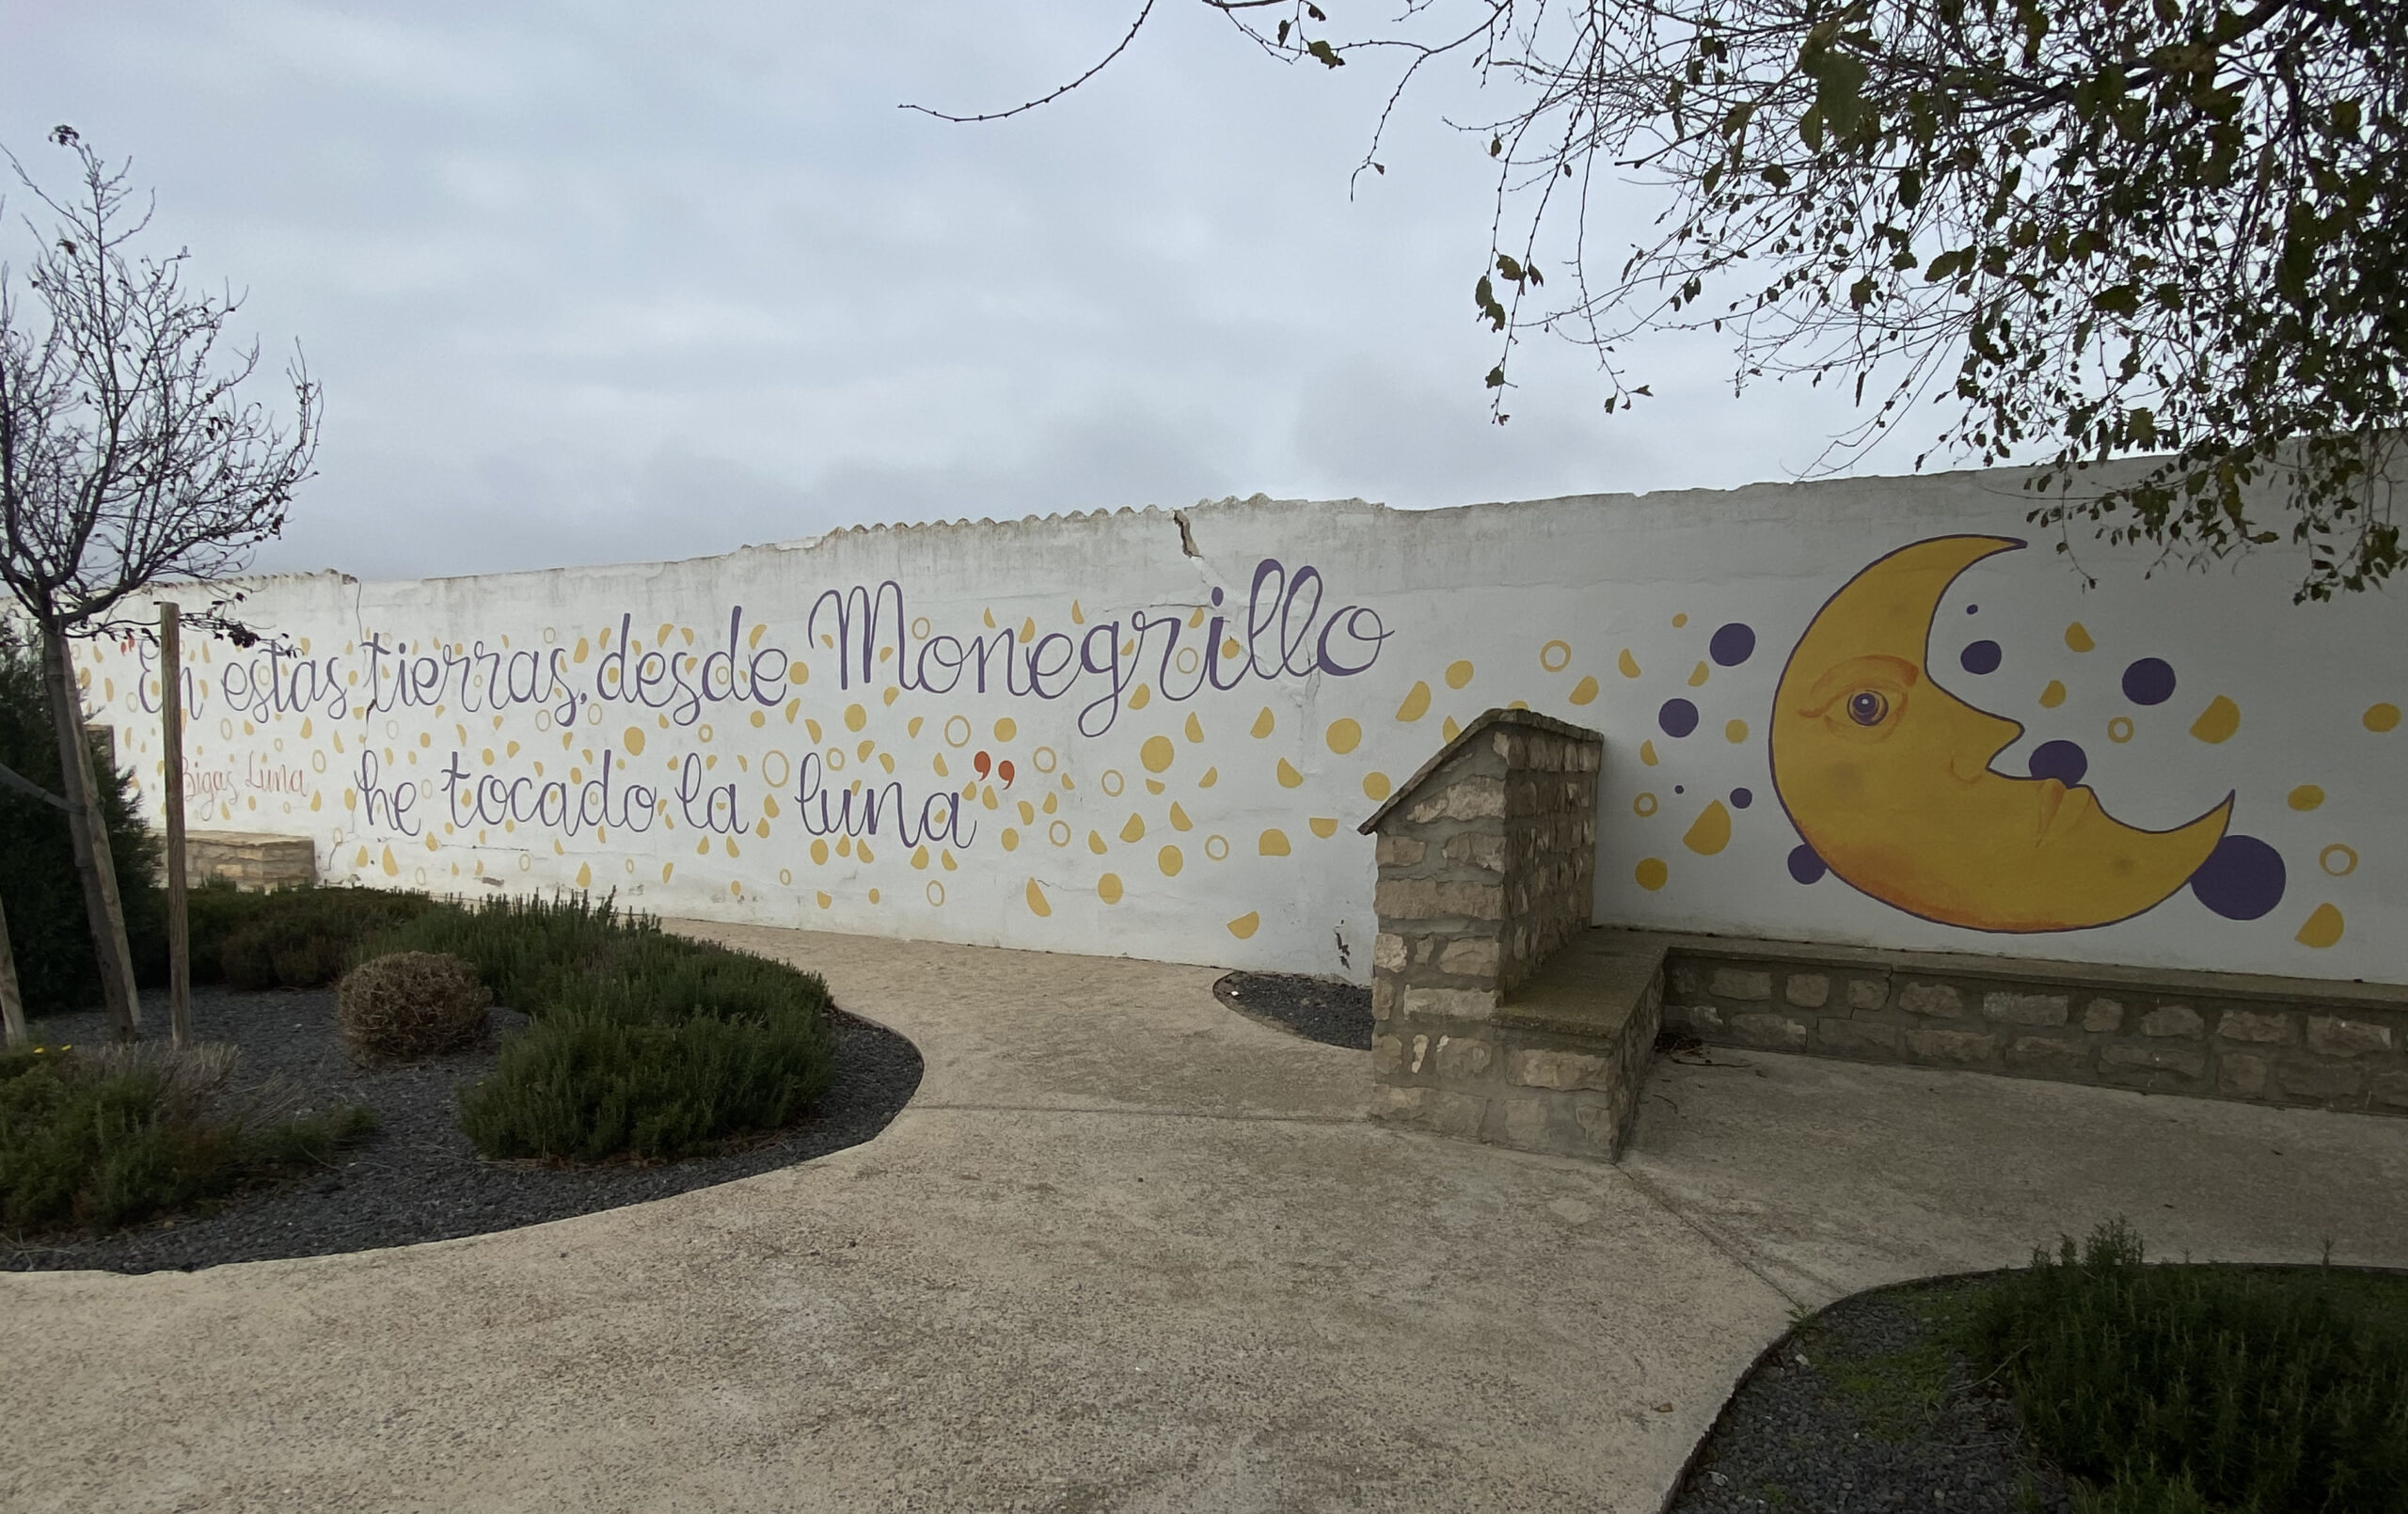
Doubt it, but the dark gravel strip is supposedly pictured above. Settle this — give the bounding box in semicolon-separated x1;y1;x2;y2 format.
1668;1279;2072;1514
3;985;921;1275
1212;970;1371;1049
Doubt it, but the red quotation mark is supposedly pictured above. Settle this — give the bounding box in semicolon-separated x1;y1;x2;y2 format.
972;750;1016;787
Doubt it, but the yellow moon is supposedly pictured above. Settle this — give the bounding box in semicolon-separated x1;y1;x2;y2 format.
1770;535;2229;932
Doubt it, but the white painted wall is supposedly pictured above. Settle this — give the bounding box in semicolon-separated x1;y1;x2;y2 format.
77;463;2408;984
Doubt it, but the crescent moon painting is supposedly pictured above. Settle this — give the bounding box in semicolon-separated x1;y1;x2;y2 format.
1769;534;2233;933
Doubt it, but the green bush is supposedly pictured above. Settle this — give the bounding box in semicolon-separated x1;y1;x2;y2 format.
1967;1220;2408;1513
213;885;441;989
0;624;166;1015
367;894;834;1162
0;1041;375;1238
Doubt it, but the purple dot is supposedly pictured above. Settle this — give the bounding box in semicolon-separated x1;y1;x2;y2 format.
1959;639;2003;675
1730;787;1753;809
1966;605;1979;614
1787;844;1828;885
2190;835;2286;922
1673;785;1685;795
1658;699;1700;738
1709;623;1757;668
2028;740;2088;787
2122;657;2177;706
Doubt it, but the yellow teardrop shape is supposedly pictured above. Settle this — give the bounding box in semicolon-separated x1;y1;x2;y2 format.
1396;681;1432;721
2190;694;2240;744
2039;680;2067;709
1252;706;1275;738
2296;903;2344;949
1227;911;1260;939
1682;800;1733;856
1025;878;1053;917
2066;623;2096;653
1276;758;1304;787
1687;660;1710;687
1569;675;1599;706
1308;817;1339;838
1640;739;1657;766
1618;648;1640;679
1259;828;1291;857
1169;802;1192;830
1120;812;1147;843
1184;712;1203;742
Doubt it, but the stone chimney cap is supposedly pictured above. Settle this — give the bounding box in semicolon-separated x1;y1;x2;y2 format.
1356;706;1603;835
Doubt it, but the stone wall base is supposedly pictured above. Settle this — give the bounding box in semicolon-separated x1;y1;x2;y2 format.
1657;932;2408;1117
186;831;317;891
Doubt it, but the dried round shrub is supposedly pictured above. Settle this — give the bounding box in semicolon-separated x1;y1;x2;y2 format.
337;952;492;1065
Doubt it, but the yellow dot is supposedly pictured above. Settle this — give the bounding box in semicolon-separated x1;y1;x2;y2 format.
2296;903;2345;949
1277;758;1304;788
1184;713;1204;743
1251;707;1275;738
1141;734;1175;772
2108;717;2134;744
1362;771;1391;801
2190;695;2240;744
1724;718;1749;744
1025;879;1052;916
1308;817;1338;838
810;839;830;865
1325;718;1362;755
1682;800;1732;856
2289;785;2325;812
1671;613;1687;628
995;717;1018;741
1635;858;1669;891
1569;675;1599;706
2038;680;2067;709
1633;793;1657;817
1227;911;1260;939
1098;873;1123;905
2066;623;2095;653
2367;703;2401;733
2321;844;2358;877
1001;828;1021;851
842;703;866;732
622;726;646;756
1640;739;1658;766
1158;845;1183;876
1396;682;1431;721
866;888;879;904
1259;828;1291;857
1445;659;1474;689
1540;639;1572;672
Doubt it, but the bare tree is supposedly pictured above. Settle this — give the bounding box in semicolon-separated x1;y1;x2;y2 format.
0;127;317;1039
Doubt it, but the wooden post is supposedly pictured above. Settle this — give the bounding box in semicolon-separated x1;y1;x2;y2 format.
0;892;24;1049
161;602;191;1049
40;626;140;1040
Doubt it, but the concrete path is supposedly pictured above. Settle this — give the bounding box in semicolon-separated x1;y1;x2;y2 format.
5;925;2407;1514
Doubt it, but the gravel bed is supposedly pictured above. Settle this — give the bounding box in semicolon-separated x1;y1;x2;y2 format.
3;985;921;1274
1669;1280;2072;1514
1212;970;1371;1049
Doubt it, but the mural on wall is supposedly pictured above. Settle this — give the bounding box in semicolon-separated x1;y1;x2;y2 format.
68;483;2400;982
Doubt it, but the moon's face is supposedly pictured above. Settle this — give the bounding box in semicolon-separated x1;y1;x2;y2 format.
1770;535;2231;932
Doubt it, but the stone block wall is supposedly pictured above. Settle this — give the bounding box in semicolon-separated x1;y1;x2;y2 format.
1361;708;1604;1020
1657;935;2408;1116
185;831;317;891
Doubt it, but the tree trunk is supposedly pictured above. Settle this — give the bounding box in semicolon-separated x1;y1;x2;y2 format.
40;624;141;1040
0;891;25;1049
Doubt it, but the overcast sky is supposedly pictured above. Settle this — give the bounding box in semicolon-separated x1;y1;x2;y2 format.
7;2;1890;582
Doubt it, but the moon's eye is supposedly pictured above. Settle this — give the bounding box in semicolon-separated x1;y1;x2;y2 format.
1846;689;1890;727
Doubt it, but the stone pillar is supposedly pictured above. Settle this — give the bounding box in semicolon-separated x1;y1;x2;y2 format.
1359;708;1603;1022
